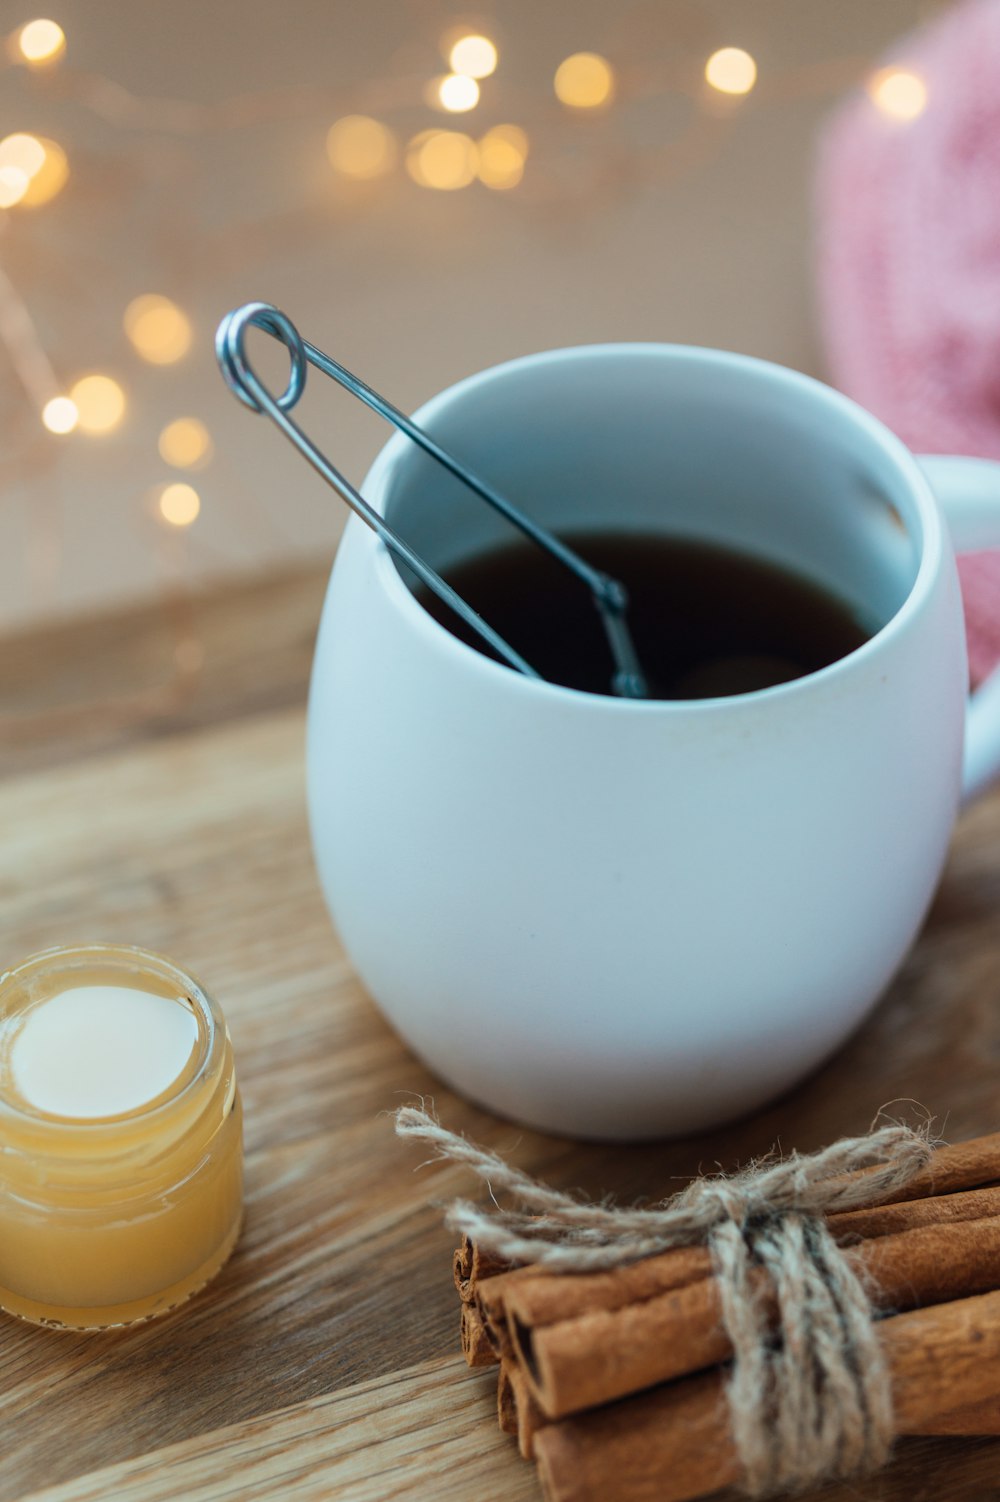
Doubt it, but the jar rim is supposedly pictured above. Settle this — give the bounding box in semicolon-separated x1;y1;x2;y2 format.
0;943;223;1149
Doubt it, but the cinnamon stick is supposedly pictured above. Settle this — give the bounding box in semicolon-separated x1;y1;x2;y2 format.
492;1372;1000;1457
500;1245;712;1331
925;1394;1000;1435
830;1180;1000;1239
492;1361;1000;1458
496;1359;545;1459
466;1134;1000;1405
497;1362;518;1436
512;1213;1000;1419
502;1180;1000;1343
873;1132;1000;1203
454;1235;514;1301
466;1141;1000;1334
461;1300;499;1367
533;1288;1000;1502
461;1129;1000;1309
475;1266;544;1358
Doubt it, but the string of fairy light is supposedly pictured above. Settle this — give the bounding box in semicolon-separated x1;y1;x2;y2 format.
1;12;930;554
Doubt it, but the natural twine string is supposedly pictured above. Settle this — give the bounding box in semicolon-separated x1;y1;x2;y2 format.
395;1105;935;1497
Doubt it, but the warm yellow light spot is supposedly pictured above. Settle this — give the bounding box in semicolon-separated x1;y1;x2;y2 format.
477;124;528;190
124;294;192;365
16;18;65;64
0;165;29;208
490;123;529;156
326;115;397;179
868;67;927;121
553;52;615;110
41;395;78;434
0;133;67;208
70;374;126;435
18;137;68;206
158;417;212;470
158;482;201;528
436;73;480;112
405;130;478;190
448;34;497;79
704;47;757;96
0;133;46;177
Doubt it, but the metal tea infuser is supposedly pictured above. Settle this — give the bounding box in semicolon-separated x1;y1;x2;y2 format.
215;302;648;697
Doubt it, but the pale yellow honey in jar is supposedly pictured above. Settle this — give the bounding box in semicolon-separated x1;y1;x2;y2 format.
0;944;243;1330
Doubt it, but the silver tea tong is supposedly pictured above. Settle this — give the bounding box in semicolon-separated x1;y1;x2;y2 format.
215;302;648;697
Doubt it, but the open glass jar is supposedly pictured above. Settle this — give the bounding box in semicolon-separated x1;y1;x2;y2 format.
0;944;243;1330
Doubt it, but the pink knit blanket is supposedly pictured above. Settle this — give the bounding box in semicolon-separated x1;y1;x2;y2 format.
815;0;1000;683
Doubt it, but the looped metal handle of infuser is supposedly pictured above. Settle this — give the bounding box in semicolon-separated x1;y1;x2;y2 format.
215;302;648;697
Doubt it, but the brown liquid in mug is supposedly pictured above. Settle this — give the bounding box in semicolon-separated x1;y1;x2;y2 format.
414;532;874;699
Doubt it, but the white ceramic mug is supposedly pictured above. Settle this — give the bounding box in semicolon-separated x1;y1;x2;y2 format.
307;345;1000;1140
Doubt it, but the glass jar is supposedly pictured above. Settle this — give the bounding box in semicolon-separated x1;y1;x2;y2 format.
0;944;243;1330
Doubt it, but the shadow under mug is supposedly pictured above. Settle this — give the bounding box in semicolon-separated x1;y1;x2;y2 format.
307;344;1000;1141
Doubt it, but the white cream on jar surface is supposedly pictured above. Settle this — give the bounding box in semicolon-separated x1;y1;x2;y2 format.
6;982;200;1118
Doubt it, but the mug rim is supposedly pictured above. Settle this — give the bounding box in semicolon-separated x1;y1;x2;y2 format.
362;341;944;712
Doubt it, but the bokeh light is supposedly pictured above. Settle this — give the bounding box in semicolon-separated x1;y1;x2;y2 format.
405;130;478;190
0;165;29;208
70;374;126;435
124;294;193;365
448;35;497;79
0;133;68;207
436;73;480;113
0;134;46;177
868;67;927;121
158;482;201;527
326;115;397;179
477;125;528;190
20;137;68;206
553;52;615;110
41;395;78;434
16;18;65;65
158;417;213;470
704;47;758;96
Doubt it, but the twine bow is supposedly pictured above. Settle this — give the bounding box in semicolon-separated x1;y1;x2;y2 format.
395;1106;935;1497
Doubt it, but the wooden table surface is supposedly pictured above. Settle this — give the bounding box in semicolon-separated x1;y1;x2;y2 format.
3;564;1000;1502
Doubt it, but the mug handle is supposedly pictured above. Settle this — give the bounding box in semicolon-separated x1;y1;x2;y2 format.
919;456;1000;805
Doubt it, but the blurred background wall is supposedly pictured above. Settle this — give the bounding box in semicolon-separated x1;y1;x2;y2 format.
0;0;942;631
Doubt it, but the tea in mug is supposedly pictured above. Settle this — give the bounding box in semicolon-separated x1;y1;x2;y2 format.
414;531;873;699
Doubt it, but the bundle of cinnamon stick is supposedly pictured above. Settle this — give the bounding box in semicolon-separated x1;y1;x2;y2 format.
453;1131;1000;1502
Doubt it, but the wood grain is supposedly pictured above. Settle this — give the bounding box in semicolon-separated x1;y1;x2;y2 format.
0;564;327;779
2;571;1000;1501
22;1360;538;1502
